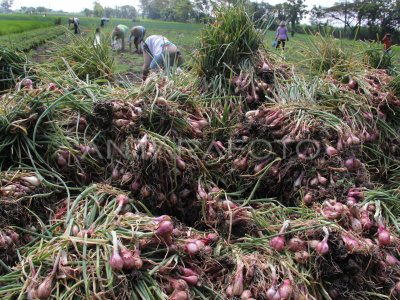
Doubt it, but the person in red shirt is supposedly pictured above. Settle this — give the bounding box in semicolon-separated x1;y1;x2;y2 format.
382;33;392;52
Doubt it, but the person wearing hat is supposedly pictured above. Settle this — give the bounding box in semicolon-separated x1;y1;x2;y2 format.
141;35;184;80
129;26;146;53
382;33;392;52
112;24;130;51
275;21;289;50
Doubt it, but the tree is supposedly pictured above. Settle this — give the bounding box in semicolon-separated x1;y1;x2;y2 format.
273;3;288;21
191;0;212;22
323;1;359;37
170;0;193;22
284;0;307;36
36;6;47;13
83;8;92;17
309;5;325;26
93;1;104;17
120;5;138;19
139;0;150;18
249;2;274;23
147;0;169;19
1;0;14;12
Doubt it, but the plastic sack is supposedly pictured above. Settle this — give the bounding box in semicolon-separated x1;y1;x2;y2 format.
272;40;277;48
111;40;122;51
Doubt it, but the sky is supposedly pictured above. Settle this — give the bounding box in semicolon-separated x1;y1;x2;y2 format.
12;0;326;13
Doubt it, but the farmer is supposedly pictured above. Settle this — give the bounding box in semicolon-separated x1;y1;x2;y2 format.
142;35;184;80
100;17;109;27
73;17;80;34
275;21;289;50
129;26;146;53
68;17;74;27
111;24;130;51
382;33;392;52
94;28;101;47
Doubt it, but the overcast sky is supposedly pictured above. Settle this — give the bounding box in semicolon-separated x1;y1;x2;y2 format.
12;0;326;13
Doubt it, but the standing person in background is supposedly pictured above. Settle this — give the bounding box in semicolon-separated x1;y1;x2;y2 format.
111;24;130;51
382;33;392;52
73;17;80;34
142;35;184;80
275;21;289;50
94;28;101;47
129;26;146;53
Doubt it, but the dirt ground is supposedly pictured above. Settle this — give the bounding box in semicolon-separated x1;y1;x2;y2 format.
28;32;143;84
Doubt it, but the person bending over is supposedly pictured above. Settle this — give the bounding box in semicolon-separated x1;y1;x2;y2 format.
112;24;129;51
142;35;184;80
129;26;146;53
73;17;80;34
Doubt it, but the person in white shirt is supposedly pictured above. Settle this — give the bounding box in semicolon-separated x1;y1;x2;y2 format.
142;35;184;80
94;28;100;47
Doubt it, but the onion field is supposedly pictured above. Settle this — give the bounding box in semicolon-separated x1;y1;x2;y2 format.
1;6;400;300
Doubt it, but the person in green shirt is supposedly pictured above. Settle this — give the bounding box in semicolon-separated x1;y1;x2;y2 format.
112;24;129;51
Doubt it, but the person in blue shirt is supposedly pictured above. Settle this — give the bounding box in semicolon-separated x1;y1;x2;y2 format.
129;26;146;53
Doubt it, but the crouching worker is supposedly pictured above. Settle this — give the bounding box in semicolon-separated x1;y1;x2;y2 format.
142;35;184;80
111;24;129;51
129;26;146;53
73;17;80;34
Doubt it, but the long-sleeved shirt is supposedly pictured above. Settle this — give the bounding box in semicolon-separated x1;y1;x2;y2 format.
276;26;288;40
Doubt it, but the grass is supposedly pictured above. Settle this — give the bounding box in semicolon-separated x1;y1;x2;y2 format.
262;30;400;72
0;26;66;51
0;20;54;35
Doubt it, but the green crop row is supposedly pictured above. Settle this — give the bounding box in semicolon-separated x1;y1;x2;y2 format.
0;25;67;52
0;20;54;36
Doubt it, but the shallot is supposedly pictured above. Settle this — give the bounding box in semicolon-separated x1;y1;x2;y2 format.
378;224;391;247
278;279;293;300
185;242;199;255
325;145;338;156
270;220;289;252
21;176;41;187
110;231;123;271
115;194;129;214
316;227;330;255
232;260;244;296
120;246;136;270
156;220;174;238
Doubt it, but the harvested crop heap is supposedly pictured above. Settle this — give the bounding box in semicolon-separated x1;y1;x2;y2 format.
1;5;400;300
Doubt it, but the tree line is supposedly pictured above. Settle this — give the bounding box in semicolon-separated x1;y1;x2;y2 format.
309;0;399;41
82;2;138;20
4;0;399;42
136;0;399;41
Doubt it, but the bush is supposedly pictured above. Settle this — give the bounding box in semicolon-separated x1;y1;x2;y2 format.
54;17;62;25
0;46;27;91
192;4;266;79
362;41;393;70
299;33;349;74
49;31;114;81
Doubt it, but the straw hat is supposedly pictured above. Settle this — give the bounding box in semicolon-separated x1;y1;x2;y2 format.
279;21;286;26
